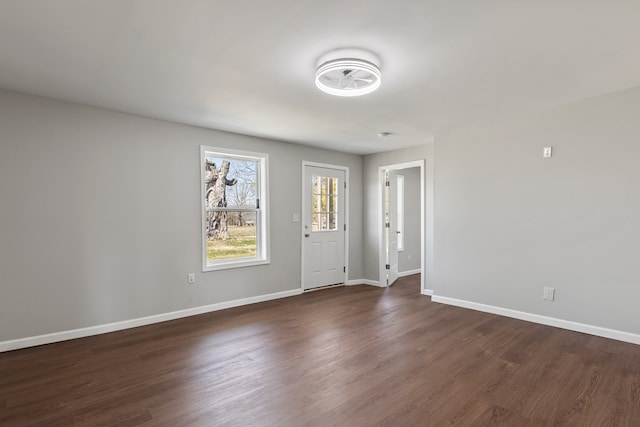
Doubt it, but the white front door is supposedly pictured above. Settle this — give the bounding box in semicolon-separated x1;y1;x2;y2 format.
385;170;399;286
302;165;346;290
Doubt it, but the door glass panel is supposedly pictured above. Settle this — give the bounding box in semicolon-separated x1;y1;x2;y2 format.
328;213;337;230
321;177;328;194
311;175;339;231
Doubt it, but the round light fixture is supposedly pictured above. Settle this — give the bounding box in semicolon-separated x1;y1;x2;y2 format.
315;58;381;97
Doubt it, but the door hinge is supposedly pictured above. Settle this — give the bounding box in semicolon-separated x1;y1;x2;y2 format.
385;180;390;187
344;224;346;231
385;264;390;270
385;222;390;228
344;181;347;189
343;266;346;273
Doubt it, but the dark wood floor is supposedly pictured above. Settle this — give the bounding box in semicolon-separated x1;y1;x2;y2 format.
1;275;639;426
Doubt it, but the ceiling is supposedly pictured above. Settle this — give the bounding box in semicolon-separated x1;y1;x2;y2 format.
1;1;639;154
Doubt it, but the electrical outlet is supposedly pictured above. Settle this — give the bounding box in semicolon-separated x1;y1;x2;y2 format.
543;146;553;158
188;273;196;284
543;287;555;301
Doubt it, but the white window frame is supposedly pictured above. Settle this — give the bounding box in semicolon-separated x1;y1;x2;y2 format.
397;174;405;252
200;146;270;271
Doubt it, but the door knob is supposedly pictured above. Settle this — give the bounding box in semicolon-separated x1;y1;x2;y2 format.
304;233;310;237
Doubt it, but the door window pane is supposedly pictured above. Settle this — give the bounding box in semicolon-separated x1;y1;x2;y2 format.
311;175;339;231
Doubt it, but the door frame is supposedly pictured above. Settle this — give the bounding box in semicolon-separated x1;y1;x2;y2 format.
301;161;350;291
378;160;425;292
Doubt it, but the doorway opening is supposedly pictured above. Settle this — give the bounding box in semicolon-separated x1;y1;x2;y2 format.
379;160;425;292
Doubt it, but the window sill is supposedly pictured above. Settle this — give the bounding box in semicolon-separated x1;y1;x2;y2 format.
203;258;270;272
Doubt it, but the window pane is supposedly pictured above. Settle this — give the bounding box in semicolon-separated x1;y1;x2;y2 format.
329;177;337;195
311;175;339;232
312;213;321;231
205;156;257;209
206;210;257;262
328;213;337;230
328;195;337;214
309;213;339;231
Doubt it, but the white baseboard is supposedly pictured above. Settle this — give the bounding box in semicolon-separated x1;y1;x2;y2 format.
431;295;640;346
346;279;384;287
398;269;421;278
0;288;303;353
421;289;433;296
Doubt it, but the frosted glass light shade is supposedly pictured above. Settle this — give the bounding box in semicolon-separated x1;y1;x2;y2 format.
315;58;381;97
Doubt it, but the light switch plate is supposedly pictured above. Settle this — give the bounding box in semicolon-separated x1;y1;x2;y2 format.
543;287;555;301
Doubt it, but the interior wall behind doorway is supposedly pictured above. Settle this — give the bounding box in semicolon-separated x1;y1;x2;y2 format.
397;167;421;273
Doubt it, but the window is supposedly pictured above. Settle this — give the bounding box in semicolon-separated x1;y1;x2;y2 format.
311;175;339;231
397;174;404;251
201;146;269;271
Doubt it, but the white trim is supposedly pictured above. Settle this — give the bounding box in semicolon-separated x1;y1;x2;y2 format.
422;289;434;296
0;289;302;353
432;295;640;346
378;168;386;287
378;160;425;293
346;279;384;287
398;269;421;278
425;143;435;300
301;161;350;291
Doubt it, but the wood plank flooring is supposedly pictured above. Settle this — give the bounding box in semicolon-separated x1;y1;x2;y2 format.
1;274;640;426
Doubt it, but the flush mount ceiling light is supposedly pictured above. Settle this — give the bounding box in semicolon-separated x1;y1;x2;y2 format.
315;50;381;97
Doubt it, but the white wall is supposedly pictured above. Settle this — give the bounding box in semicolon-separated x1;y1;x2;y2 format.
363;145;431;283
433;85;640;336
398;167;421;273
0;90;364;342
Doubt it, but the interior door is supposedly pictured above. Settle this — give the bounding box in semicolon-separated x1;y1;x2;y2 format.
303;165;346;290
385;170;399;286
